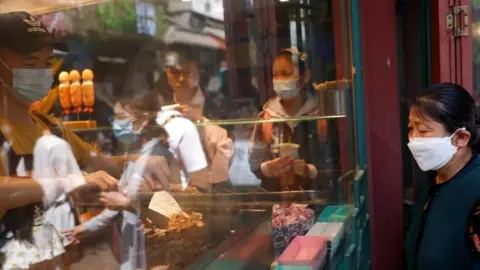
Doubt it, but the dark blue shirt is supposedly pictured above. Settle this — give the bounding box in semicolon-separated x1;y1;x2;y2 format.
406;155;480;270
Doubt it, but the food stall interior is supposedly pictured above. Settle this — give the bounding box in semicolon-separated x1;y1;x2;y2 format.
1;0;360;268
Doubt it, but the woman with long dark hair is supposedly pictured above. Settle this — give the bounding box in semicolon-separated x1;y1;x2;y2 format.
405;83;480;269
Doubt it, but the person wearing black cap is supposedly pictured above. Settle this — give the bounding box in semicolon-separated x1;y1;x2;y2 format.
0;11;167;269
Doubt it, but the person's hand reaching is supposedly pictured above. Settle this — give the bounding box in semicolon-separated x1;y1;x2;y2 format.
63;225;87;245
99;191;132;209
142;156;171;190
84;171;118;191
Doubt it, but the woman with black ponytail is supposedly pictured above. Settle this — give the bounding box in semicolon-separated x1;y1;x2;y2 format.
405;83;480;270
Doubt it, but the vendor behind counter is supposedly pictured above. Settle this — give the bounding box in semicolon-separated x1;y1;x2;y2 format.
249;48;329;192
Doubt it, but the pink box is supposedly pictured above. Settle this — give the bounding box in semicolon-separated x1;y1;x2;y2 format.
278;236;328;267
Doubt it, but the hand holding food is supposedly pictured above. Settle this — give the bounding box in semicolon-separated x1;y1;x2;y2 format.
265;156;294;177
292;159;309;178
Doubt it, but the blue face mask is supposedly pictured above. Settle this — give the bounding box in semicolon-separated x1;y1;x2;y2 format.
112;119;141;144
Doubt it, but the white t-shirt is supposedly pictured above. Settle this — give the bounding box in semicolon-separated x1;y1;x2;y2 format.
33;134;83;246
156;110;207;188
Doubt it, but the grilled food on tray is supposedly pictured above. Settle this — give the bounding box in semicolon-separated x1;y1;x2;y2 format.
144;211;204;239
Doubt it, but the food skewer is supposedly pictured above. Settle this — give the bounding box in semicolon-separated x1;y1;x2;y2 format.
81;69;95;120
69;70;82;121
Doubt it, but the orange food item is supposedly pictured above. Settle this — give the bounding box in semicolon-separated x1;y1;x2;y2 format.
58;71;72;115
69;70;82;113
81;69;95;113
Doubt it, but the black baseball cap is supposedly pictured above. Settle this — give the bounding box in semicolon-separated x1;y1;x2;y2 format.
0;12;67;54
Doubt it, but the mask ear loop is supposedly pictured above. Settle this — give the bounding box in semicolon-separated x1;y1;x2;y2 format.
450;127;467;138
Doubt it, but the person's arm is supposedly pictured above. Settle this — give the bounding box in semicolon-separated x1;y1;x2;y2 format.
99;191;138;214
59;125;125;178
61;123;169;183
177;122;210;191
0;172;117;214
248;124;294;191
62;207;120;243
209;137;234;183
0;178;44;211
82;208;120;233
248;124;274;180
201;126;234;184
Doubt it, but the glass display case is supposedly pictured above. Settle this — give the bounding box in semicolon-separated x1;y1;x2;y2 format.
0;0;363;269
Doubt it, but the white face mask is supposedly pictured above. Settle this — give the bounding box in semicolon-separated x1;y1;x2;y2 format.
0;59;53;103
407;128;465;171
12;68;53;102
273;78;300;99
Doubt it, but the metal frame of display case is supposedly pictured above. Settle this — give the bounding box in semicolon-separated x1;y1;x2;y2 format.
345;0;370;269
357;0;404;269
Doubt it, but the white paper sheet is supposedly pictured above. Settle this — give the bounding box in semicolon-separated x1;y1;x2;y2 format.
148;191;182;218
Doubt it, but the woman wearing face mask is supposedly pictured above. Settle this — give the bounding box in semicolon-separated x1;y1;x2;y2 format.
249;48;324;191
110;102;172;189
405;83;480;270
65;103;173;270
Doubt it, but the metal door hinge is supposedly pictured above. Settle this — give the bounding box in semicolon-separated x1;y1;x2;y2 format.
447;5;469;37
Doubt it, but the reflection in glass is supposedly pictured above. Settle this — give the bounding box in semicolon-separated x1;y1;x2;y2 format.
0;0;356;269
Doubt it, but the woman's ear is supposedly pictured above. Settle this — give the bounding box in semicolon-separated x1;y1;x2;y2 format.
453;129;471;148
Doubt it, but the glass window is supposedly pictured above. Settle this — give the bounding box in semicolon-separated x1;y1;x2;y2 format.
0;0;355;269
